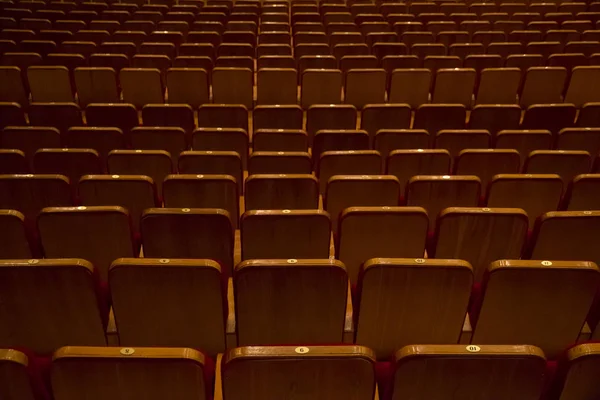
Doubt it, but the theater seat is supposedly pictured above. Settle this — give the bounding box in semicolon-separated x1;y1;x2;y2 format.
109;258;227;357
0;349;35;400
220;345;376;400
356;258;472;360
471;260;599;359
234;259;349;346
141;208;234;276
555;343;600;399
38;206;135;281
0;210;32;258
390;344;546;400
52;346;210;400
0;259;106;355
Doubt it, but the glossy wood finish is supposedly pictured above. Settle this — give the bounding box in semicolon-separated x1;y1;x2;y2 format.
33;149;101;184
141;208;234;276
472;260;600;359
529;211;600;265
0;210;31;258
455;149;521;189
434;207;528;282
52;346;207;400
78;175;156;231
38;206;134;281
178;151;243;195
318;150;382;194
558;344;600;400
338;207;428;284
0;259;105;354
109;258;226;356
245;174;318;211
248;151;312;175
357;259;472;360
406;175;480;226
392;344;546;400
525;150;592;184
0;349;35;400
0;174;72;225
163;174;239;228
326;175;400;235
107;150;173;194
241;210;331;260
235;259;348;345
223;345;376;400
487;174;563;225
567;174;600;211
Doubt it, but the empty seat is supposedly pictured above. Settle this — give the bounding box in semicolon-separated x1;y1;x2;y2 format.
0;258;106;354
192;128;248;169
386;149;451;193
241;210;331;260
317;151;381;194
495;129;553;163
141;103;195;134
338;207;429;284
51;346;210;400
432;68;476;107
522;104;577;135
74;67;119;106
520;67;567;108
0;66;27;105
487;174;563;226
566;174;600;211
38;206;134;281
166;68;209;108
414;104;467;138
406;175;481;226
0;210;32;258
301;69;343;108
390;344;547;400
27;66;74;102
245;174;318;211
28;102;82;134
554;343;600;399
178;151;242;194
558;127;600;157
141;208;233;275
313;129;369;164
435;129;491;157
357;259;472;360
471;259;599;359
222;345;376;400
455;149;521;188
529;210;600;267
565;66;600;107
0;349;36;400
525;150;592;183
253;105;303;131
475;68;521;104
325;175;400;235
433;207;528;282
345;68;386;108
256;68;297;105
306;104;357;142
0;150;27;174
212;67;253;108
109;258;226;356
64;127;124;164
120;68;164;108
86;103;138;135
360;104;412;143
388;68;431;108
235;259;348;345
162;174;238;227
78;175;156;231
0;126;60;168
248;152;312;175
197;104;248;131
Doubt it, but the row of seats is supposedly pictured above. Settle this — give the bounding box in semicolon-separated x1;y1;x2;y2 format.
3;203;600;283
3;343;600;400
2;123;600;160
1;102;598;138
4;64;600;108
0;256;598;360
